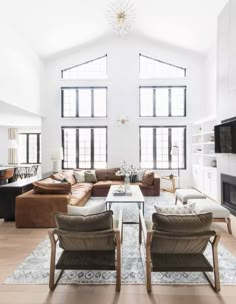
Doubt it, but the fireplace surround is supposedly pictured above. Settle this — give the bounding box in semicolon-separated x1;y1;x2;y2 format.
221;173;236;216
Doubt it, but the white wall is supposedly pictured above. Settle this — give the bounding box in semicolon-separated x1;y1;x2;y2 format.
204;42;217;117
0;127;8;165
217;0;236;199
0;25;44;115
42;33;205;187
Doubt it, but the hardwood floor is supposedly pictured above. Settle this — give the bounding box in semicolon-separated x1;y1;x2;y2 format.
0;214;236;304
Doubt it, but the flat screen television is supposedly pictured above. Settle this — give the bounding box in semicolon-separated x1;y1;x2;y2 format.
215;120;236;153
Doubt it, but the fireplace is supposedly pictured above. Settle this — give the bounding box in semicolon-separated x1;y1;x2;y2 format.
221;173;236;216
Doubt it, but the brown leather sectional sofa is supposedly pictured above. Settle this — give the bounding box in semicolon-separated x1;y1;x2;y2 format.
15;168;160;228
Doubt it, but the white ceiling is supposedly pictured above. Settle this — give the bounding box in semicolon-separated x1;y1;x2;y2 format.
0;101;41;127
0;0;228;58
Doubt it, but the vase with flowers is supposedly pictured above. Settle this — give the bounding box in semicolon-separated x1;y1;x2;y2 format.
116;161;137;191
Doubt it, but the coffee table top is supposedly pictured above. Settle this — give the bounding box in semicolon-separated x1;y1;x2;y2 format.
106;185;144;202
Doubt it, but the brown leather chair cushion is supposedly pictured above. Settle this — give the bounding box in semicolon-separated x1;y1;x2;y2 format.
93;180;123;188
55;210;113;232
152;212;213;233
33;182;72;194
142;171;154;186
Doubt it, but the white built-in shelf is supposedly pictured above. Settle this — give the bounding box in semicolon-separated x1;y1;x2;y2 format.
192;133;202;137
192;142;202;145
202;142;215;145
203;131;214;135
192;153;202;156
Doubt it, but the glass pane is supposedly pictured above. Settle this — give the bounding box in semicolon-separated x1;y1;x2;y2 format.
78;89;91;117
63;129;76;169
140;88;153;116
63;89;76;117
140;128;153;168
140;54;186;78
18;135;27;163
171;88;185;116
93;89;107;117
62;56;107;79
171;127;185;169
28;135;38;163
156;128;169;169
156;88;169;116
79;129;91;168
94;128;107;168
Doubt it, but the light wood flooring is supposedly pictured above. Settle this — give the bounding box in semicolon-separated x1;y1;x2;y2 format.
1;210;236;304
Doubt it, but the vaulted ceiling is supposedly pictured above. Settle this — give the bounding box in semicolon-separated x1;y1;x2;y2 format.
0;0;228;58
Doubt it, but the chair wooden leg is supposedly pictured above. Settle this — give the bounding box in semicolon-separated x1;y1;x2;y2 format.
204;234;221;292
175;196;178;205
48;229;58;291
146;232;153;292
227;218;232;235
115;230;121;292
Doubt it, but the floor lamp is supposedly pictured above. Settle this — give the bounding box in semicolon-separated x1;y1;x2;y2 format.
171;145;180;189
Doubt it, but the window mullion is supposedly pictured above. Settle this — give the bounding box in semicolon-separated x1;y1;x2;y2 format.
76;129;79;168
153;89;156;117
76;90;79;117
37;134;40;164
168;128;172;169
91;129;94;169
26;134;29;164
168;88;172;117
153;128;157;169
91;89;94;117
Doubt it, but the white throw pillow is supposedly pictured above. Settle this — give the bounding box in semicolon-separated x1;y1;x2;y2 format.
74;170;85;183
136;169;146;182
67;201;106;216
154;203;196;215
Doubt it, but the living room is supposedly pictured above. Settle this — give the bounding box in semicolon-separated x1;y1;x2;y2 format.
0;0;236;303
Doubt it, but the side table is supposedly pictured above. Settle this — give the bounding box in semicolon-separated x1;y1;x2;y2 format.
161;176;178;193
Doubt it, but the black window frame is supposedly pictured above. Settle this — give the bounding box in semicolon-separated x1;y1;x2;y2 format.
139;53;187;77
18;133;41;164
61;87;108;118
139;126;187;170
61;126;108;170
61;54;108;79
139;86;187;117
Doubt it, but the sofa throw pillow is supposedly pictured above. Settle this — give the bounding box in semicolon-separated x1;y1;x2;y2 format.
130;174;137;183
74;170;85;183
55;210;113;232
33;182;71;195
67;201;106;216
84;170;97;183
136;169;146;182
142;171;154;186
154;203;196;215
62;170;76;185
152;212;213;233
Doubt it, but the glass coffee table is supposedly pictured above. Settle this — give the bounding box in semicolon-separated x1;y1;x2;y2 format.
105;185;144;224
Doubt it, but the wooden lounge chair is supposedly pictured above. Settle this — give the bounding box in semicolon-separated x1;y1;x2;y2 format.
139;210;221;292
48;210;122;291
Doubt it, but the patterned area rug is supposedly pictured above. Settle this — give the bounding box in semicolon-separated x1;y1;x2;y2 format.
5;192;236;285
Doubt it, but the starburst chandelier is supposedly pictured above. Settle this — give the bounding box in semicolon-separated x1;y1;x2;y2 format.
107;0;136;35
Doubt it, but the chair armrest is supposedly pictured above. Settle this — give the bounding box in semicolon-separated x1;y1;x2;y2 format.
209;233;221;247
139;210;152;245
48;228;59;246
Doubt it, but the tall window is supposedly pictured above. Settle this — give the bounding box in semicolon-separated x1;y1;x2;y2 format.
61;87;107;118
62;127;107;169
140;126;186;169
139;54;186;78
140;86;186;117
18;133;41;164
61;55;107;79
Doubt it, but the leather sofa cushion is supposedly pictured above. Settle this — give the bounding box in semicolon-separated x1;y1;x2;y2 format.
33;182;72;195
55;210;113;232
93;181;123;188
95;168;122;181
152;212;213;233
